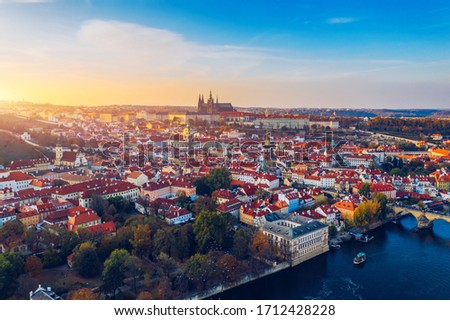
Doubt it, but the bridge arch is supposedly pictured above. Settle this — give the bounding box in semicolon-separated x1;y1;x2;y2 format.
392;206;450;229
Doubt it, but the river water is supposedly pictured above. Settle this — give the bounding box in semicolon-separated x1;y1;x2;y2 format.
215;215;450;300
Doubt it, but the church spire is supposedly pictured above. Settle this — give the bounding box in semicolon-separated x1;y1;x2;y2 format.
209;90;213;100
265;107;270;117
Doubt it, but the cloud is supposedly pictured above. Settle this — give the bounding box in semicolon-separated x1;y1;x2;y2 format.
1;18;449;107
326;17;356;25
76;19;271;79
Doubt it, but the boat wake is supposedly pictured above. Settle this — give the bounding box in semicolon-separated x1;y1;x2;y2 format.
341;278;363;300
304;278;363;300
304;282;333;300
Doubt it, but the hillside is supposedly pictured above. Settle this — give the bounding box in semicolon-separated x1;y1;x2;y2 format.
0;132;47;166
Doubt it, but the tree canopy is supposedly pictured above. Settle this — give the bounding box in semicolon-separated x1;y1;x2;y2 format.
102;249;131;298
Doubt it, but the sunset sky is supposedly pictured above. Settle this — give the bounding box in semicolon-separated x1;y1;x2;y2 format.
1;0;450;108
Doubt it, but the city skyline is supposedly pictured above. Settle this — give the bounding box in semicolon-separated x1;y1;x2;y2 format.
1;1;450;108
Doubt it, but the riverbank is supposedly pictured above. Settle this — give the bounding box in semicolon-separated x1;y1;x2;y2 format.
186;261;290;300
214;216;450;299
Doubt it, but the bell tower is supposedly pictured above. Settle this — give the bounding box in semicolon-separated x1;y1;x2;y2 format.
55;143;63;166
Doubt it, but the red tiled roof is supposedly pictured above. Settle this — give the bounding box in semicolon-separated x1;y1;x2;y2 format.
85;221;116;234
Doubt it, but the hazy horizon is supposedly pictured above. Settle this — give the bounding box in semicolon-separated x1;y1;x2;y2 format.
1;1;450;109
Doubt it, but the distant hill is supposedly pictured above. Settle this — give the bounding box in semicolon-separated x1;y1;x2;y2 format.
0;132;46;166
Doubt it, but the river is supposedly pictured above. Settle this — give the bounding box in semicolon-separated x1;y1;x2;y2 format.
214;215;450;300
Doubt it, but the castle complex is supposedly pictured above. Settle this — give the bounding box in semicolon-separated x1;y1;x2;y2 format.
197;91;234;114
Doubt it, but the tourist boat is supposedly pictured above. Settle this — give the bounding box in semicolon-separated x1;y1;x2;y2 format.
353;252;366;265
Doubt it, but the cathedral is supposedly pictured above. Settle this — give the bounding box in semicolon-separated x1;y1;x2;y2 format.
197;91;234;114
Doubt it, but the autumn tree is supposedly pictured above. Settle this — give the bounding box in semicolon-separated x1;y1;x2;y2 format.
217;253;241;284
353;200;381;226
192;196;217;214
137;291;153;300
249;231;270;260
24;256;43;277
156;276;173;299
130;224;152;258
102;249;131;298
69;288;97;300
373;193;388;219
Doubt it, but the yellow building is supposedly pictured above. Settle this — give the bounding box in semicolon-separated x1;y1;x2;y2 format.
17;210;40;227
437;175;450;191
334;200;358;222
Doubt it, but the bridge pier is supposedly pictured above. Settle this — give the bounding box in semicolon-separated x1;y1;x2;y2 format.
417;215;433;229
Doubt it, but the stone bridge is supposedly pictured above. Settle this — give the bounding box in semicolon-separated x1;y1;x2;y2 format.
392;206;450;229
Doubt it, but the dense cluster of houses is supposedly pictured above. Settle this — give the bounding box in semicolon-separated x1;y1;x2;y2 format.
2;111;450;267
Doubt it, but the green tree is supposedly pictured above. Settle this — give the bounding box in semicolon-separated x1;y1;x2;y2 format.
102;249;131;298
232;229;250;260
156;252;177;278
0;254;19;298
390;168;406;177
194;168;231;196
0;220;25;242
176;223;195;260
60;230;81;257
176;191;192;209
73;242;101;278
206;167;231;191
194;177;211;196
43;248;62;268
25;228;39;254
108;196;125;212
126;256;143;294
153;229;178;259
193;210;232;253
3;252;24;277
106;204;118;216
256;189;270;200
184;253;214;290
91;194;107;217
328;225;338;238
358;182;371;198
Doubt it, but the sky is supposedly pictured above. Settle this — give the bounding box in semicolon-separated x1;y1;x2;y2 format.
1;0;450;108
